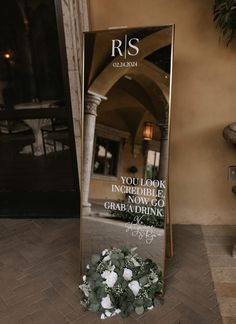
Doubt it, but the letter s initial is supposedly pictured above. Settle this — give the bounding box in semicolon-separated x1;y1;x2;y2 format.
128;38;139;56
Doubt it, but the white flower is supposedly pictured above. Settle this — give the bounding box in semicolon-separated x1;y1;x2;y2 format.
79;284;89;297
106;271;118;288
123;268;133;281
110;265;115;271
115;309;121;314
105;310;112;317
148;305;154;310
128;280;141;296
153;277;158;283
103;255;111;262
101;271;118;288
101;270;110;280
131;257;140;267
86;264;90;269
82;275;86;282
101;313;106;319
102;249;108;256
101;294;112;309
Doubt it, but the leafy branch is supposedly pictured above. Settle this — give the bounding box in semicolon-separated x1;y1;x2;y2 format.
213;0;236;45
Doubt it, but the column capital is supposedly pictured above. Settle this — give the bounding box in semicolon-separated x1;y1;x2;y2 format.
84;94;102;116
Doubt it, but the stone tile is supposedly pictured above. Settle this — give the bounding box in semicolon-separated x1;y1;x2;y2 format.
218;298;236;317
223;317;236;324
205;244;232;256
0;221;222;323
202;226;236;237
42;286;75;316
215;283;236;298
209;255;236;268
202;225;236;321
212;268;236;283
145;307;181;324
203;236;236;245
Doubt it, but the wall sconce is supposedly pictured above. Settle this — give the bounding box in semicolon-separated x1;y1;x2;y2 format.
3;52;11;60
143;122;154;141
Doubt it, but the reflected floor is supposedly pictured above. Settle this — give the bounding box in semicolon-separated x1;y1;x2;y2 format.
82;215;164;274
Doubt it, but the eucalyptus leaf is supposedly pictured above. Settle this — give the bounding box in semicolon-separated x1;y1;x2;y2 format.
88;303;100;312
91;254;101;265
122;281;128;289
91;272;100;281
154;298;161;307
135;306;144;315
135;298;144;307
139;275;149;285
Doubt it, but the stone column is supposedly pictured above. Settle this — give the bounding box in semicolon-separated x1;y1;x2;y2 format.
61;0;89;180
158;123;169;181
158;111;170;241
82;94;102;215
158;107;169;180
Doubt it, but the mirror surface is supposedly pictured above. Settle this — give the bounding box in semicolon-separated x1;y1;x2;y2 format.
81;26;174;280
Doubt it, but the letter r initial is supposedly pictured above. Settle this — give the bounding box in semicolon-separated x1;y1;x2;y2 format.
111;39;123;57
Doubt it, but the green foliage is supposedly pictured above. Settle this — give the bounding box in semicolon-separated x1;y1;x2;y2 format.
110;201;164;228
213;0;236;45
135;306;144;315
79;247;163;319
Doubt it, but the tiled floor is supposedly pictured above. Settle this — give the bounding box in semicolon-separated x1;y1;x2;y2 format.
202;225;236;324
0;219;223;323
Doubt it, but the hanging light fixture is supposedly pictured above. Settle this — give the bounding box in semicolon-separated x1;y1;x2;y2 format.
4;52;11;59
143;122;154;141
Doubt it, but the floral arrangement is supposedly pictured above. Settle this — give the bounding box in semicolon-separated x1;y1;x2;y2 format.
79;247;163;319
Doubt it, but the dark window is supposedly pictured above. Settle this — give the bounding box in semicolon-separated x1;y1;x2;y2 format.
93;136;119;176
145;150;160;180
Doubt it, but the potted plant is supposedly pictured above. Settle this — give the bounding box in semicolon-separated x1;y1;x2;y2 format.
213;0;236;45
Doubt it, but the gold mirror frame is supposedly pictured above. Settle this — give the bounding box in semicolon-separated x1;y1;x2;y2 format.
80;25;175;291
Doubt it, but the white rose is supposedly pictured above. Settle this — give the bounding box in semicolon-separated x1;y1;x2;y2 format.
148;305;154;310
101;270;110;280
101;270;118;288
101;313;106;319
128;280;141;296
105;310;112;317
123;268;133;281
102;249;108;256
115;309;121;314
86;264;90;269
105;271;118;288
103;255;111;262
82;275;86;282
101;294;112;309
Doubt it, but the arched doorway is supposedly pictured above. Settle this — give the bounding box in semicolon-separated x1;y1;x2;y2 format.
0;0;80;217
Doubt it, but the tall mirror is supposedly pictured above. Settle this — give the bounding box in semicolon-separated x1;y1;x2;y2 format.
80;26;174;318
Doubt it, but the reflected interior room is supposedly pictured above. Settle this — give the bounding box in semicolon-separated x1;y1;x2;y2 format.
0;0;80;217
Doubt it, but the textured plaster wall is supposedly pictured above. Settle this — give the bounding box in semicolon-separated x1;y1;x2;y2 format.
88;0;236;224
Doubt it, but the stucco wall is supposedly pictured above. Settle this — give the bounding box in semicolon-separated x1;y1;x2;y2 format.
88;0;236;224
